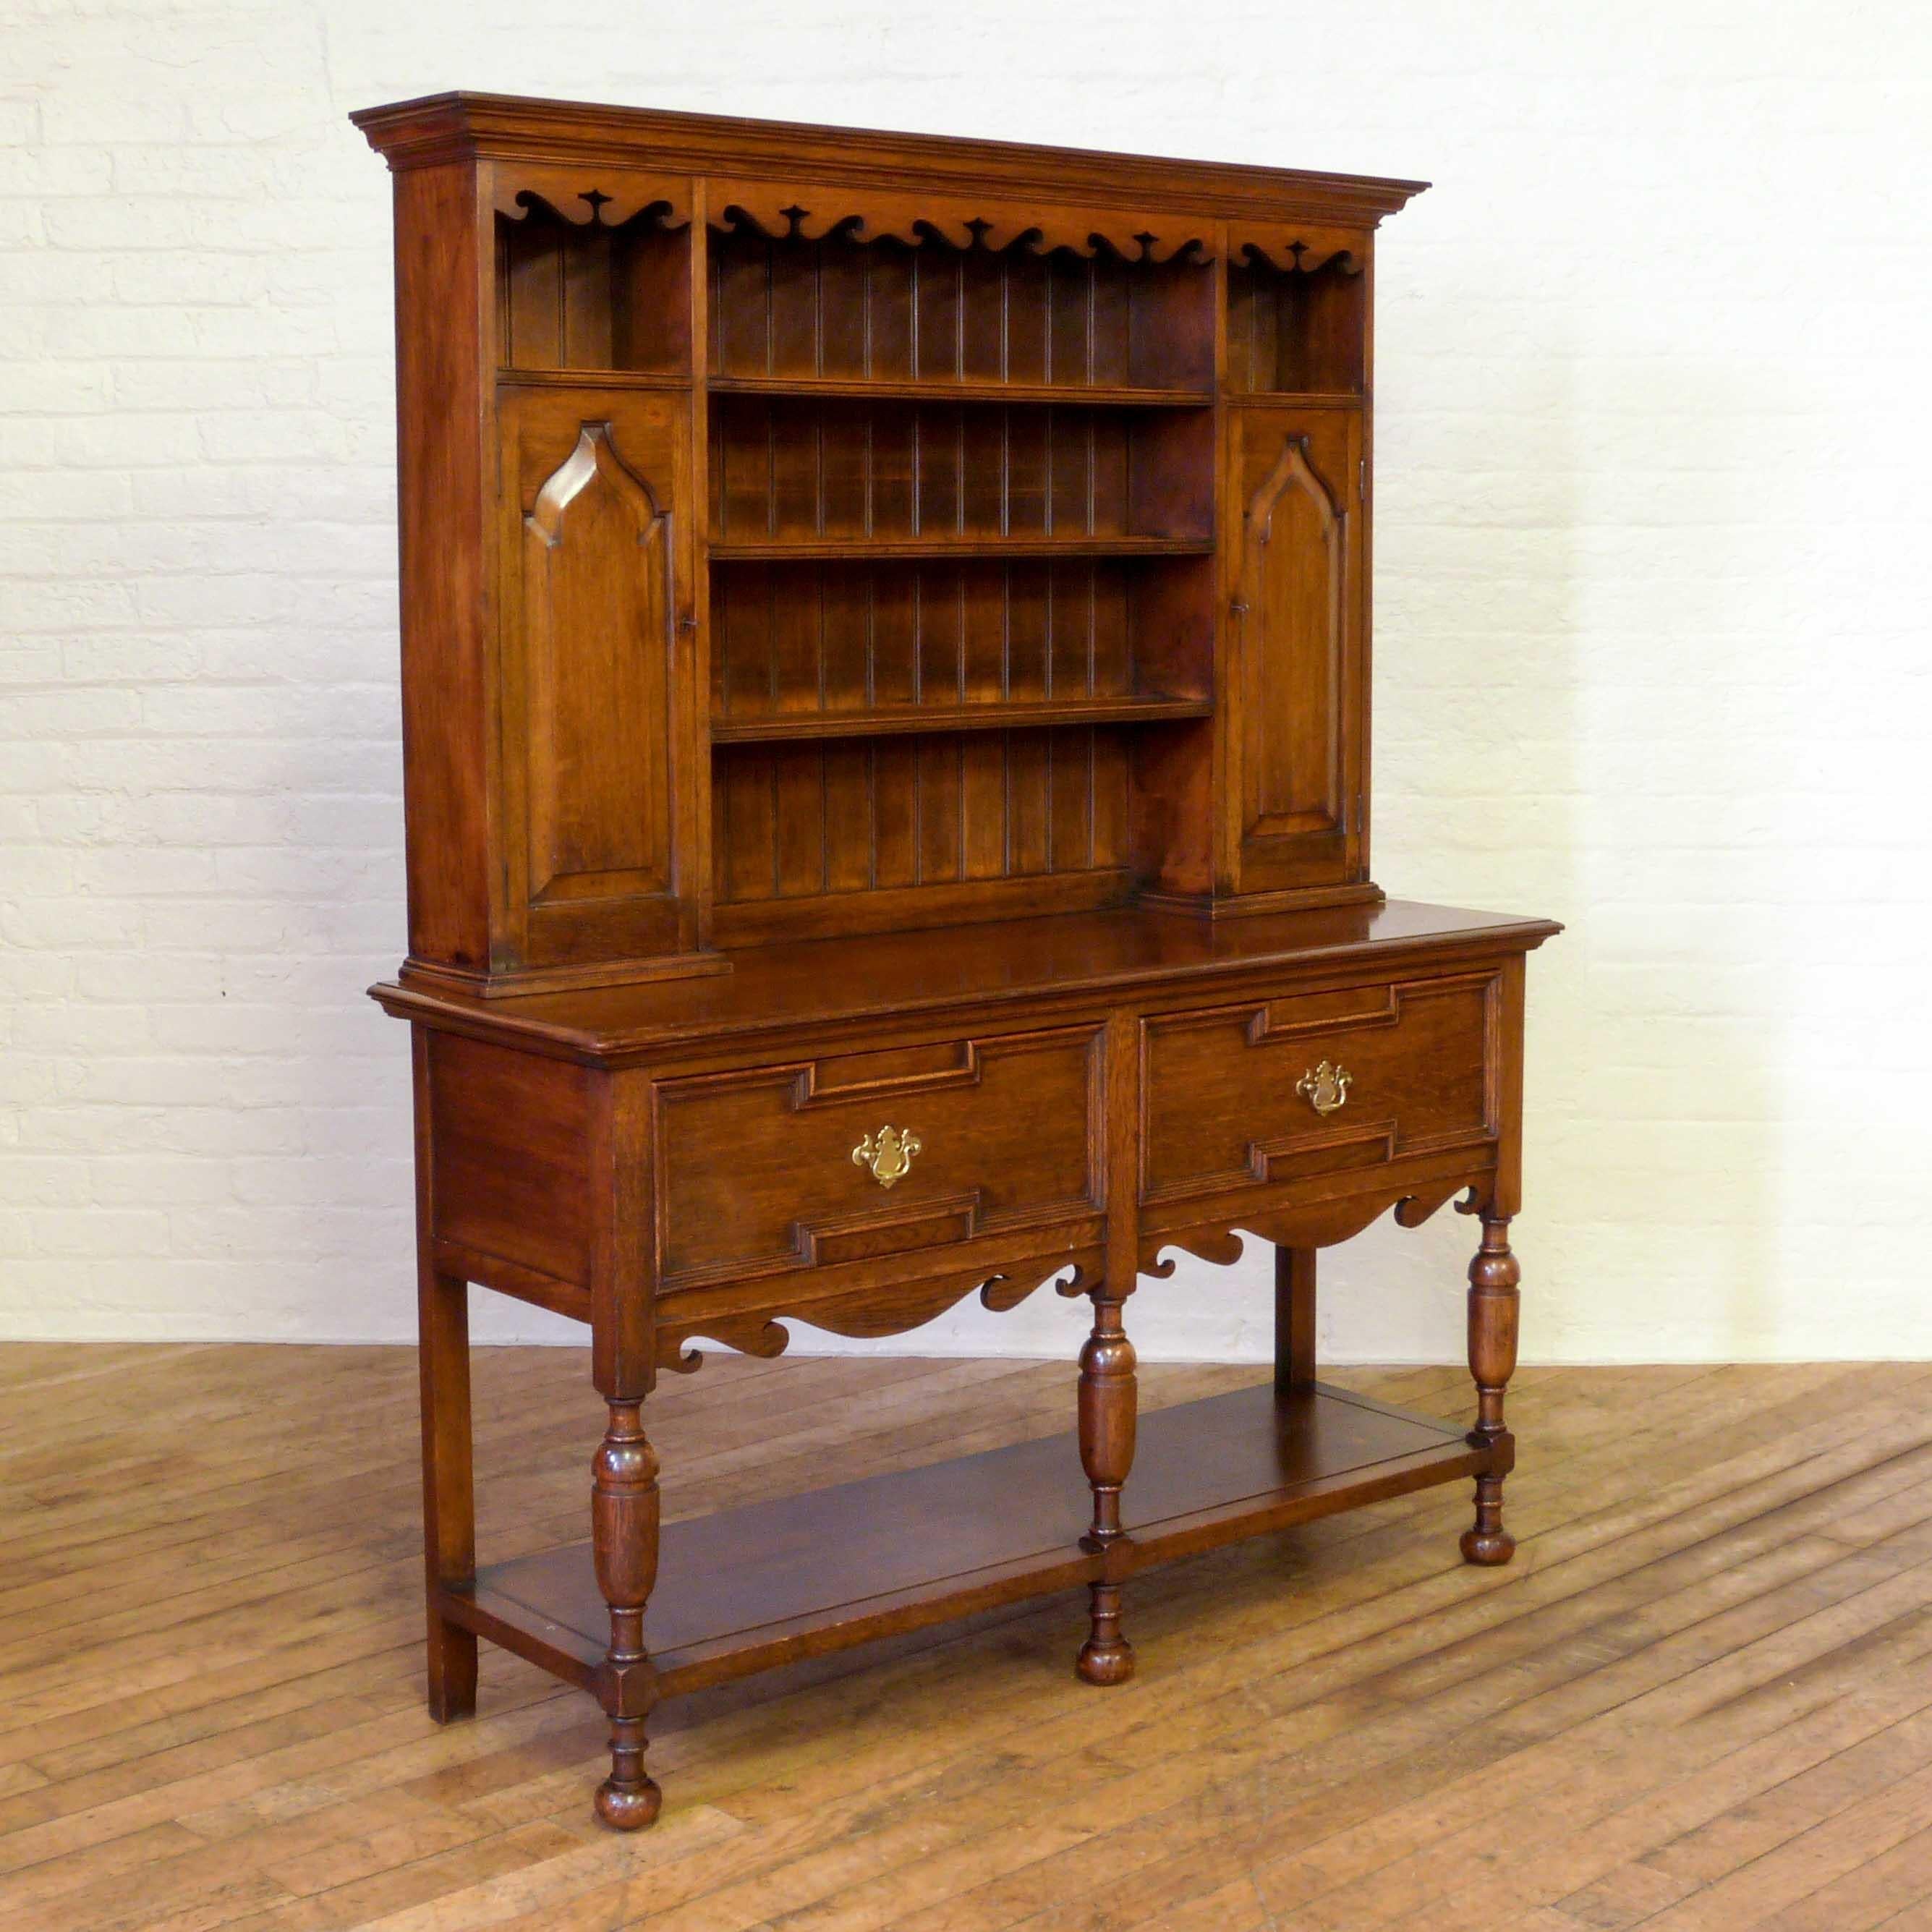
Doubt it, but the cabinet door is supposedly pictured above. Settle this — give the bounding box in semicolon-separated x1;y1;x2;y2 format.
498;386;697;970
1225;406;1365;895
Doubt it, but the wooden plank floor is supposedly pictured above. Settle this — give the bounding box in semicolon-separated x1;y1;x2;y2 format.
4;1348;1931;1931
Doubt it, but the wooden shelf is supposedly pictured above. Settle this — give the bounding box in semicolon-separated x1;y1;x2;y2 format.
710;373;1213;408
496;367;690;391
710;694;1214;744
443;1382;1492;1699
1226;388;1364;408
710;535;1213;561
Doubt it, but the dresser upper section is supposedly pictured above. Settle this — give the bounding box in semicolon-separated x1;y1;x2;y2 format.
354;94;1429;999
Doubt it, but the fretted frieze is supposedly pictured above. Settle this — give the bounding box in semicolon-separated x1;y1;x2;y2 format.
1227;222;1367;275
707;179;1212;262
490;167;692;230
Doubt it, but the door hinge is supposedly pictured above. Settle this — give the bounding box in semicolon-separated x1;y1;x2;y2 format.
1358;459;1367;503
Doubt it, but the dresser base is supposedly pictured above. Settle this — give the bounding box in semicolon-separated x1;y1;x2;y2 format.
442;1380;1499;1706
386;900;1554;1826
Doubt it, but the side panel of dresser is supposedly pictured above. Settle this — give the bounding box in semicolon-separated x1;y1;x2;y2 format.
416;1029;598;1324
391;163;494;980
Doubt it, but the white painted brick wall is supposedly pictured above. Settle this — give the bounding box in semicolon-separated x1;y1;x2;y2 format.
4;1;1930;1361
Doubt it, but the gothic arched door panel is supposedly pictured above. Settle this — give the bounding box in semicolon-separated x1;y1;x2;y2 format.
1225;406;1366;896
498;387;699;974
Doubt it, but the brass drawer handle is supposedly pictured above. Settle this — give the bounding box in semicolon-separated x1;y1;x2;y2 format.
1296;1061;1352;1117
853;1124;922;1188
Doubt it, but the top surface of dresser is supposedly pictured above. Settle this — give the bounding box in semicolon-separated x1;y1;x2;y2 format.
371;899;1559;1063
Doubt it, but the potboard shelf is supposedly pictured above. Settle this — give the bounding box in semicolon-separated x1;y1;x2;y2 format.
445;1382;1492;1698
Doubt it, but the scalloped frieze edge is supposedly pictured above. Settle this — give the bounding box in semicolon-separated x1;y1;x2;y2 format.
1139;1174;1490;1277
1393;1180;1468;1229
1230;223;1368;275
658;1251;1098;1374
493;171;693;231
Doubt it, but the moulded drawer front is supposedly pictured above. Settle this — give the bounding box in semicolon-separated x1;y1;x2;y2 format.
1139;973;1499;1204
656;1026;1104;1288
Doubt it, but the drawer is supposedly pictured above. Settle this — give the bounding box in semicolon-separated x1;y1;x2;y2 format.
1139;971;1498;1204
655;1025;1105;1288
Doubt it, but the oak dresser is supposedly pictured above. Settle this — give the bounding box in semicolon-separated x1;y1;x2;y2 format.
352;91;1560;1829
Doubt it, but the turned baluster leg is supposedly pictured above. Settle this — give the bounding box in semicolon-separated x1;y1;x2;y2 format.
1461;1209;1521;1565
1076;1289;1138;1684
592;1397;663;1829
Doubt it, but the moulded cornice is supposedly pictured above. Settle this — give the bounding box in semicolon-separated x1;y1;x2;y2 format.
349;91;1429;226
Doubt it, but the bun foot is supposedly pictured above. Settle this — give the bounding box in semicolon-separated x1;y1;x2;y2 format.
1076;1635;1136;1685
594;1771;662;1831
1076;1580;1135;1683
1461;1470;1512;1566
594;1711;660;1830
1460;1525;1515;1566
